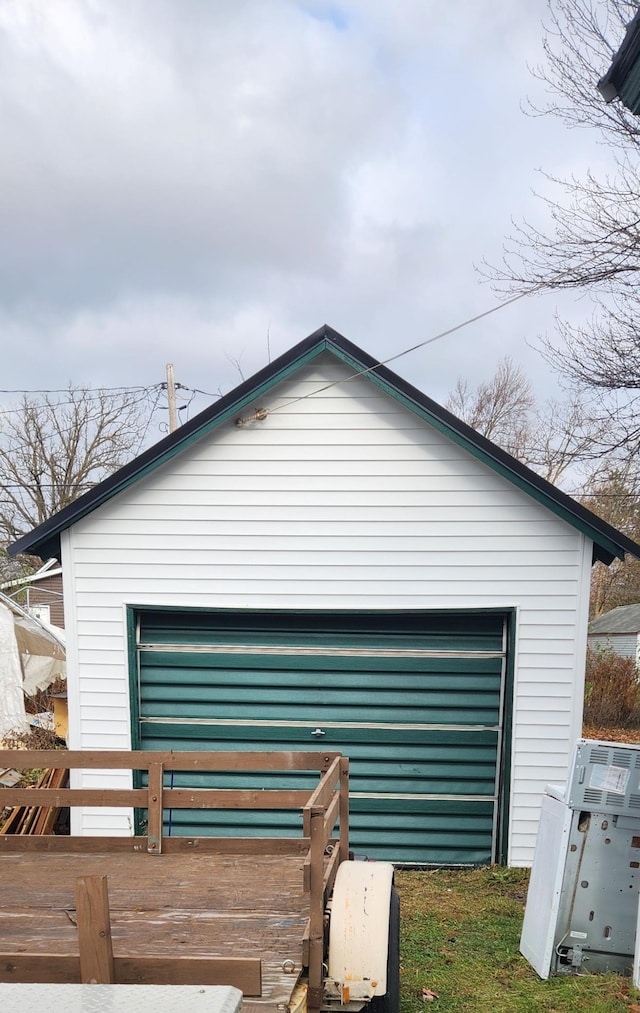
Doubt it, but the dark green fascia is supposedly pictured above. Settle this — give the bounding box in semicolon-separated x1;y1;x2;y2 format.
598;11;640;113
78;340;328;507
327;342;627;564
9;338;333;561
10;325;638;564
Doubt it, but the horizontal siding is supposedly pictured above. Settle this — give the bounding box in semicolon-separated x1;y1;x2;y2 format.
70;565;580;586
80;509;579;530
70;532;579;553
62;352;591;861
588;633;637;659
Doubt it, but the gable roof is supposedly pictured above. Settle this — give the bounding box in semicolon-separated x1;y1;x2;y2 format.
590;603;640;636
9;324;640;566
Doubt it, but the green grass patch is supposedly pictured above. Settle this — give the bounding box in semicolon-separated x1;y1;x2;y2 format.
397;867;640;1013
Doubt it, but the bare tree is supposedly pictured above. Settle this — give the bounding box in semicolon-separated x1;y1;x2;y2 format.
581;461;640;614
0;386;155;550
448;355;640;610
446;357;535;455
487;0;640;456
446;356;613;484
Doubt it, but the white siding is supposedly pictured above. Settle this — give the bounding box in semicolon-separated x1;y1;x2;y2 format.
588;633;639;662
62;353;592;863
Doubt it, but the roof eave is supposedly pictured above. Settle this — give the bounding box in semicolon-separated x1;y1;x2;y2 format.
598;11;640;110
325;340;640;566
8;326;338;561
9;324;640;567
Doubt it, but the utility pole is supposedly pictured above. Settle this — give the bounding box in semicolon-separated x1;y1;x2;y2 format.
165;363;178;433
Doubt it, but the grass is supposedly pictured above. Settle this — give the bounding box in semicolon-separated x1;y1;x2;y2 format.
396;866;640;1013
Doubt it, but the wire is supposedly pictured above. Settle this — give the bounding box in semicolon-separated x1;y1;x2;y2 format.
256;291;535;419
0;385;164;419
0;389;161;444
132;386;165;457
245;234;636;420
0;384;153;395
185;386;221;398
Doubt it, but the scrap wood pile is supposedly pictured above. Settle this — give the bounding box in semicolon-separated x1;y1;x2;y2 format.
0;766;68;835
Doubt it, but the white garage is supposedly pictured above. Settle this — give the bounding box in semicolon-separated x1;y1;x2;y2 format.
11;325;640;865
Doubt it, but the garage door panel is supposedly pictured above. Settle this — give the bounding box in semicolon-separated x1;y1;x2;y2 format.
140;721;499;748
350;802;495;864
138;722;499;791
142;700;502;725
138;798;495;865
139;724;499;795
140;650;503;674
140;611;505;651
135;609;510;865
140;673;502;701
138;737;494;798
140;662;502;725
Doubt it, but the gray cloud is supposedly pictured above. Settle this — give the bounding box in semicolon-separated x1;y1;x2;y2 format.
0;0;609;413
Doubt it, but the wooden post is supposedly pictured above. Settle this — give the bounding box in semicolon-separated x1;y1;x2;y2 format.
147;761;164;854
339;757;349;864
75;875;115;984
307;805;325;1013
166;364;178;433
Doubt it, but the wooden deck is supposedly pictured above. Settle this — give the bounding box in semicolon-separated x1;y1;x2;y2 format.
0;750;350;1012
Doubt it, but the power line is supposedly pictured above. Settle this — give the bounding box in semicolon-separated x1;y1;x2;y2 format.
133;386;165;457
249;238;630;420
0;384;153;395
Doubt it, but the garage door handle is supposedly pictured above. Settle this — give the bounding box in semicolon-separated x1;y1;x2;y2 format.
311;728;326;737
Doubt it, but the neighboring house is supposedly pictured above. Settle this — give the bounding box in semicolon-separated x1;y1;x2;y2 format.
598;10;640;113
9;325;640;867
588;604;640;667
0;558;64;628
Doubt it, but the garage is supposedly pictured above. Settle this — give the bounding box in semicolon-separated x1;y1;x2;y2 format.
11;326;640;863
131;606;513;865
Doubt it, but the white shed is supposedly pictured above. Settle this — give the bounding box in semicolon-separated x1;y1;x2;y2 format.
10;326;640;866
589;604;640;666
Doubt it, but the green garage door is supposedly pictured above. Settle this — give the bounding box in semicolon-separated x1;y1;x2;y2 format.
131;609;513;865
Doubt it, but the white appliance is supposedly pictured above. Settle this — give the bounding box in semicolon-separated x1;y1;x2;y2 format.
521;739;640;978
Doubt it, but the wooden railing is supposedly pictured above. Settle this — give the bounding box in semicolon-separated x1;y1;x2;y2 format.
0;749;349;1006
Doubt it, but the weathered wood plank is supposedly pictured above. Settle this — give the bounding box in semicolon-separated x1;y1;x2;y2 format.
1;788;149;807
307;806;326;1012
0;955;82;983
115;955;262;993
0;749;341;772
322;793;341;848
0;835;309;855
0;851;309;913
0;954;261;994
163;788;311;809
303;756;341;822
339;756;349;863
75;876;115;984
323;843;341;901
0;748;350;1011
0;786;314;809
0;908;307;959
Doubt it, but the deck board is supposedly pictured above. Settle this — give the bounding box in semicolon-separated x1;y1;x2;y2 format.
0;848;309;1006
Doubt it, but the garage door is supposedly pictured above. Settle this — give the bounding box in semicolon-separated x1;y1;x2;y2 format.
132;609;512;865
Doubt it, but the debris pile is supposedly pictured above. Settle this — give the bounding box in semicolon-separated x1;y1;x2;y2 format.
0;766;68;835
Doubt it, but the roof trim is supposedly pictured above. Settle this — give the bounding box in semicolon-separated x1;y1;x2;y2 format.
589;603;640;635
598;11;640;108
9;324;640;566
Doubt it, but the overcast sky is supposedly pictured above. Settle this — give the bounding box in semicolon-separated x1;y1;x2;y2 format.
0;0;622;432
